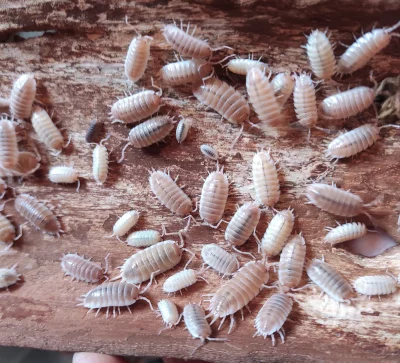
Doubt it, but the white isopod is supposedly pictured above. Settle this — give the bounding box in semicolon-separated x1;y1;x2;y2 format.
199;164;229;228
271;73;294;107
92;137;109;185
337;21;400;74
160;59;213;86
0;265;20;289
48;166;80;192
261;209;295;257
126;230;161;247
324;222;367;245
158;299;181;333
125;34;152;83
107;210;140;241
163;268;208;293
200;144;219;161
354;275;397;297
252;149;280;208
226;56;268;75
201;244;239;276
305;29;336;80
176;117;192;144
293;73;318;130
0;118;19;171
9;74;36;119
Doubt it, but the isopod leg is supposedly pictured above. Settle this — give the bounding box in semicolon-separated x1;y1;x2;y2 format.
227;314;236;334
182;248;196;269
138;296;155;311
218;315;226;330
278;329;285;344
141;269;160;293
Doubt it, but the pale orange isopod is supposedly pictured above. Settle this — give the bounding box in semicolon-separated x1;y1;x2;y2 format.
125;34;152;82
9;74;36;119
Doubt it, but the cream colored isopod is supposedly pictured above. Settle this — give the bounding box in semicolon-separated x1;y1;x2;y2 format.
49;166;80;192
107;210;140;242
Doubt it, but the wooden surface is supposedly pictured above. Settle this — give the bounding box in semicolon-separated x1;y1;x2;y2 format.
1;1;400;362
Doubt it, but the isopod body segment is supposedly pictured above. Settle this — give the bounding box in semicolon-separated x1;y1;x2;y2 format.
324;222;367;245
199;165;229;227
126;230;161;247
261;209;295;257
160;59;213;86
254;293;293;346
354;275;397;296
9;74;36;119
293;73;318;129
125;35;152;83
0;118;19;170
158;299;180;330
61;253;107;283
201;244;239;276
0;266;20;289
306;258;353;303
271;73;294;107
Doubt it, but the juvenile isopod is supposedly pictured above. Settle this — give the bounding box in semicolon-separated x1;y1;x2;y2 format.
252;149;280;208
0;118;19;170
0;214;20;249
293;73;318;130
158;299;181;333
246;68;283;127
119;116;175;162
254;293;293;346
261;209;295;257
78;279;153;318
199;164;229;228
193;77;250;126
278;234;306;290
337;21;400;74
31;106;65;154
306;183;367;217
107;210;140;241
306;258;353;303
319;87;374;120
49;166;80;192
226;56;268;75
206;261;269;333
149;170;192;217
200;144;219;161
126;230;161;247
0;265;20;290
176;117;192;144
354;275;397;297
225;202;260;253
61;253;109;283
324;222;367;245
125;34;152;82
85;119;103;144
93;137;109;185
271;73;294;107
160;59;213;86
163;268;208;294
305;30;336;80
9;74;36;119
201;244;239;276
15;194;62;236
110;86;162;124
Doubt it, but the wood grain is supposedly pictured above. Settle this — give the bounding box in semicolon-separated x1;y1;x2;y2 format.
0;1;400;362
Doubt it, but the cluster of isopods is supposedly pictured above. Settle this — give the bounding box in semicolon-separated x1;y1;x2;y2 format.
0;18;400;352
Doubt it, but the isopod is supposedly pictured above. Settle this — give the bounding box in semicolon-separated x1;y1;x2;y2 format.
192;77;250;125
15;194;62;236
319;87;374;120
246;68;283;126
61;253;108;283
163;268;207;294
306;183;366;217
0;265;20;289
271;73;294;107
163;22;211;59
158;299;181;333
252;149;280;208
354;275;397;297
121;240;188;284
201;244;239;276
200;144;219;161
49;166;80;192
110;88;162;124
126;230;162;247
15;151;41;176
125;35;152;82
226;56;268;75
199;164;229;228
78;280;153;318
324;222;367;245
160;59;213;86
0;214;20;248
337;21;400;74
107;210;140;241
149;170;192;217
225;202;260;251
93;138;109;185
0;179;6;198
0;118;19;170
0;97;9;109
206;261;269;333
254;293;293;346
176;117;192;144
305;30;336;80
261;209;295;257
278;234;306;290
306;258;353;303
31;106;65;154
293;73;318;129
9;74;36;119
85;119;103;144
